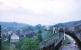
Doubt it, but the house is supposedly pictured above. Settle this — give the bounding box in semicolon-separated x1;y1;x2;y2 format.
10;33;19;43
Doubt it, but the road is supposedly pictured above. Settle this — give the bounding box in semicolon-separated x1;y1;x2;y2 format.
59;43;80;50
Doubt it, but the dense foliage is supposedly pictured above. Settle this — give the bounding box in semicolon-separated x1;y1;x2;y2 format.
16;36;40;50
1;20;81;50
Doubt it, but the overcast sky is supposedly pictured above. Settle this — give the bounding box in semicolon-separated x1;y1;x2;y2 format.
0;0;81;25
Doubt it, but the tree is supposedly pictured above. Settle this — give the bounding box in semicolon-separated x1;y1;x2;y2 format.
37;30;42;42
16;36;40;50
2;39;10;50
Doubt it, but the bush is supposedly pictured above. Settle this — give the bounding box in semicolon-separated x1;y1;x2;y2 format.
16;36;40;50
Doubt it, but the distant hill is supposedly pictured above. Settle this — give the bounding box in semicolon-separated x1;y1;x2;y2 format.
64;20;81;27
0;22;30;31
0;20;81;31
54;20;81;31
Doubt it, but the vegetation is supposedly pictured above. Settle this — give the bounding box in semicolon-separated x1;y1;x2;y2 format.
1;20;81;50
16;36;40;50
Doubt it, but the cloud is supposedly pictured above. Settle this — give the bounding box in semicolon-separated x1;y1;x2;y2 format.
0;0;81;25
0;0;79;13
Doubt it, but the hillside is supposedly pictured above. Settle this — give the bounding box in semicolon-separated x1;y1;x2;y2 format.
0;20;81;31
0;22;30;31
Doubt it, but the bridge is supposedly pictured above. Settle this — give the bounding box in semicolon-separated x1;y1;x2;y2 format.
39;27;81;50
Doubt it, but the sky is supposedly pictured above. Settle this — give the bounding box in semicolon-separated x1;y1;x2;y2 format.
0;0;81;25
